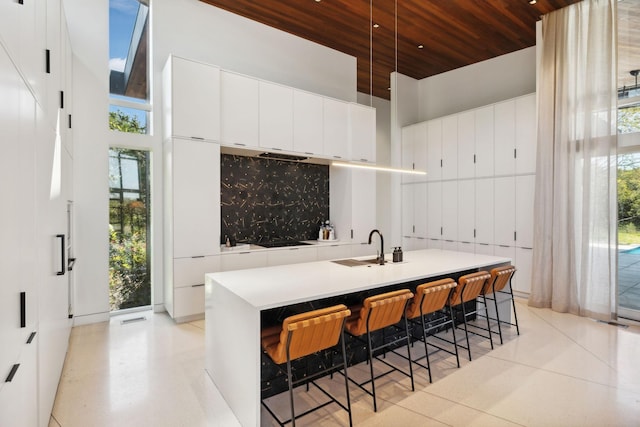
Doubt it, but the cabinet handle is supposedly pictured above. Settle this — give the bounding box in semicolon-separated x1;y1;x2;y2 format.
514;148;517;159
514;231;517;241
27;332;37;344
272;147;282;151
20;292;26;328
192;283;205;288
288;247;299;251
304;152;314;155
68;114;72;129
239;251;251;254
19;0;24;4
45;49;51;74
5;364;20;383
191;255;205;259
191;136;204;141
56;234;66;276
499;245;510;248
333;155;342;159
350;229;353;239
360;158;368;162
234;143;246;147
60;90;64;109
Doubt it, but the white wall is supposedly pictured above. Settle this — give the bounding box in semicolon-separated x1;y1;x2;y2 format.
418;47;536;120
64;0;359;323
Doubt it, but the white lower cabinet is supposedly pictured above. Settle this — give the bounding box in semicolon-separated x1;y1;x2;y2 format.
428;239;443;249
0;337;37;427
169;256;220;322
317;244;351;261
267;247;317;266
351;242;377;257
442;240;458;251
221;251;268;272
475;243;494;255
457;241;475;254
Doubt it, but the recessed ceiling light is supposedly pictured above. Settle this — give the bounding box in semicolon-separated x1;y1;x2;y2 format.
529;0;537;4
387;87;391;90
373;23;380;28
315;0;321;2
418;44;424;49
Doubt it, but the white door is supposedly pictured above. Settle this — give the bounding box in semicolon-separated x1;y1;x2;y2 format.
494;177;516;247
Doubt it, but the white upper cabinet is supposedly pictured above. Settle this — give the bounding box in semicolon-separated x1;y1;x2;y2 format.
163;56;221;141
494;100;516;176
323;98;350;160
515;94;537;174
220;70;260;148
426;119;442;181
475;106;494;177
349;103;376;163
350;168;377;243
457;111;475;179
401;122;427;183
413;183;428;238
401;185;414;237
441;115;458;180
259;81;293;151
293;90;323;155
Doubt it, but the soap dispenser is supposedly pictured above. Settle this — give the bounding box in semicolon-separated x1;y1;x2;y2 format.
393;247;403;263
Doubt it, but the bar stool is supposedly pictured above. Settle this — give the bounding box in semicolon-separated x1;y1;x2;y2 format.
261;304;352;426
405;278;460;383
482;265;519;344
344;289;414;412
448;271;493;361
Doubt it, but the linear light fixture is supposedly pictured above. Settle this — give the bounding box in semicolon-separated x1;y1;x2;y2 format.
332;161;427;175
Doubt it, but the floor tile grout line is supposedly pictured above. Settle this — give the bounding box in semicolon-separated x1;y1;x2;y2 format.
413;388;528;427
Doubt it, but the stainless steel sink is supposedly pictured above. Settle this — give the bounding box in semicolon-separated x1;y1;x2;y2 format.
331;258;382;267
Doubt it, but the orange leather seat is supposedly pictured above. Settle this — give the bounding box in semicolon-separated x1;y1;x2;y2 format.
482;265;519;344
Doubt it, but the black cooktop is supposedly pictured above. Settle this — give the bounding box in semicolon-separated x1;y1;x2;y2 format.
253;241;312;248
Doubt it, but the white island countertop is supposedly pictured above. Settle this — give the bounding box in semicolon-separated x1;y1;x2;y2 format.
205;249;511;427
206;249;511;310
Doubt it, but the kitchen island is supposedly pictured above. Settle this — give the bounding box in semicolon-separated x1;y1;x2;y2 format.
205;248;511;426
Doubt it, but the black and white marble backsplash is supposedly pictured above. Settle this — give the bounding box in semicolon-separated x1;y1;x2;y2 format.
220;154;329;244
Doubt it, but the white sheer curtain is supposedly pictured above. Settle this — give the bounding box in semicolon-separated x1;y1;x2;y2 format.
530;0;618;320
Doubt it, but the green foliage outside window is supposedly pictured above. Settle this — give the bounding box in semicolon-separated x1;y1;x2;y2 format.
109;109;147;134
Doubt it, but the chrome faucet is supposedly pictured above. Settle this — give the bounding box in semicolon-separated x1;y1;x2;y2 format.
368;229;385;265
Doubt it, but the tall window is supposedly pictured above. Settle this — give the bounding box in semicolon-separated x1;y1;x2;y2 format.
109;0;150;134
109;148;151;311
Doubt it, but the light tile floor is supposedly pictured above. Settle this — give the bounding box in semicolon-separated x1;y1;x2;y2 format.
50;301;640;427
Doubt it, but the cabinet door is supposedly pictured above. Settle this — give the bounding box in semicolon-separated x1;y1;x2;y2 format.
401;125;415;184
426;182;442;239
413;122;428;177
457;241;475;254
267;247;317;266
413;183;428;238
170;57;221;141
351;169;376;243
514;247;533;294
475;105;494;178
323;98;349;160
401;185;414;237
220;251;268;271
172;140;220;258
293;90;323;156
428;238;443;249
44;0;61;129
475;178;495;245
0;340;38;427
515;175;535;248
475;243;494;255
457;111;475;179
441;181;458;241
173;256;220;288
457;180;475;243
515;94;537;174
494;245;516;265
316;244;350;261
220;71;259;148
494;100;516;176
349;103;376;163
426;119;442;181
259;81;293;151
441;115;458;180
494;177;515;247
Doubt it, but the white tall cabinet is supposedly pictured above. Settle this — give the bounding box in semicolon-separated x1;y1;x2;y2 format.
164;138;221;322
1;0;74;425
401;93;536;294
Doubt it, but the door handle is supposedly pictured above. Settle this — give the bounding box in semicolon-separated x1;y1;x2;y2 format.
56;234;66;276
68;257;77;271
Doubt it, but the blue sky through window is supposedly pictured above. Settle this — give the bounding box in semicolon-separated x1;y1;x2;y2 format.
109;0;148;131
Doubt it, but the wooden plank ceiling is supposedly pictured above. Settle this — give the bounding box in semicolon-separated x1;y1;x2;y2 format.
199;0;581;100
